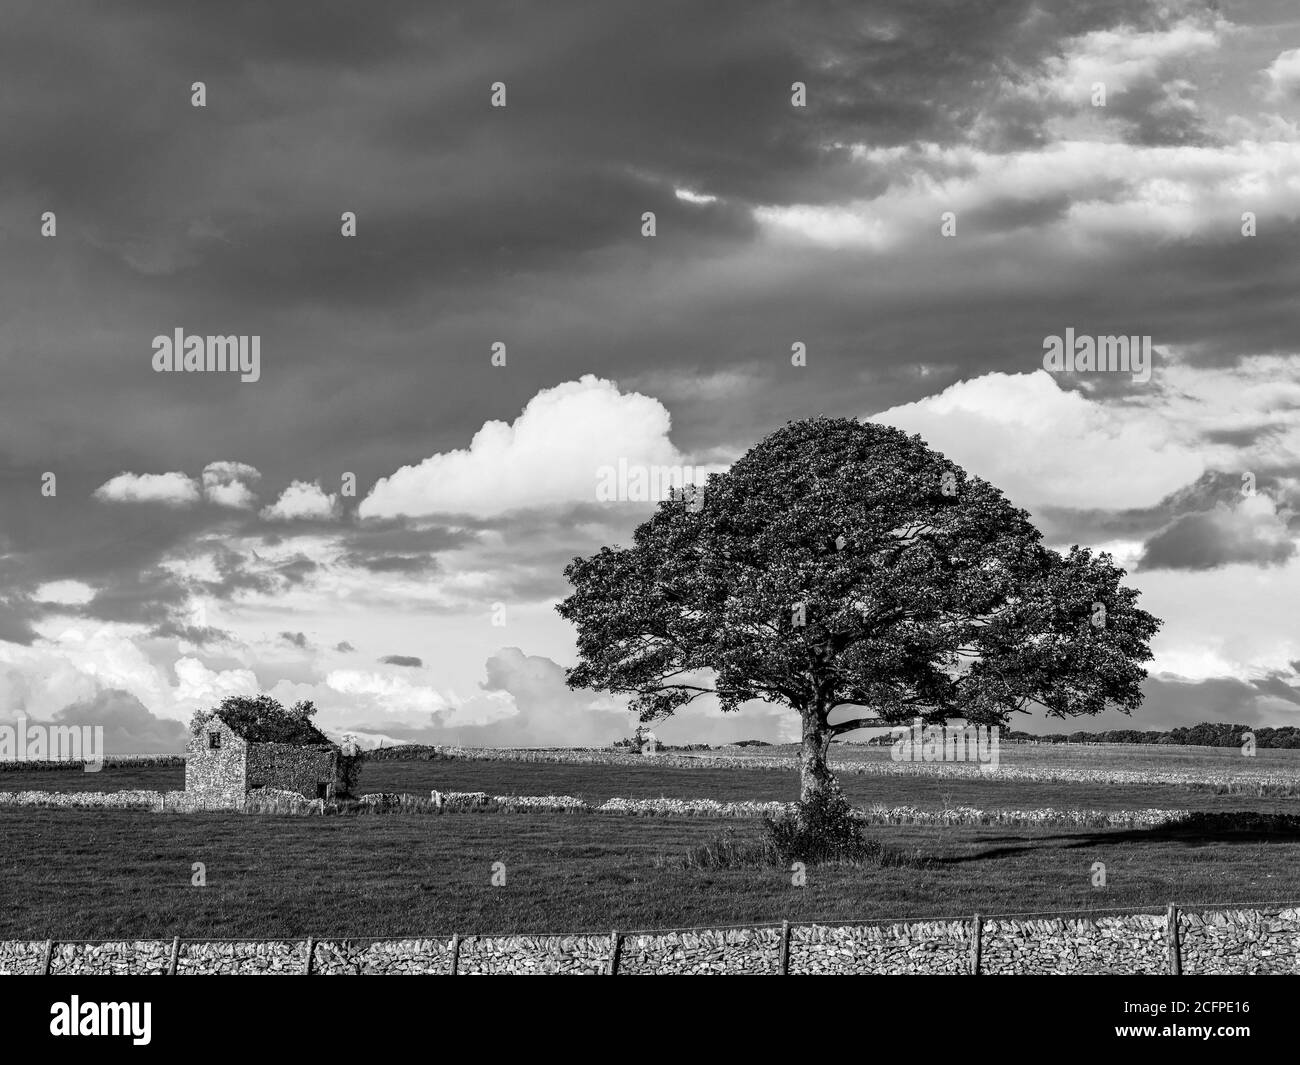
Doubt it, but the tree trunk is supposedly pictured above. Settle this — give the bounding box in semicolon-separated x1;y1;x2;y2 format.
798;712;837;805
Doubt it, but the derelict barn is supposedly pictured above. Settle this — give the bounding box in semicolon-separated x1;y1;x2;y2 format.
185;711;345;808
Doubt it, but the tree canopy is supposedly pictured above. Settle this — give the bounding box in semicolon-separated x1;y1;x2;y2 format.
190;694;331;746
558;418;1161;800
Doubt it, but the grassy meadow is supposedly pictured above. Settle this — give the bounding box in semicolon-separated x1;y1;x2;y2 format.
2;741;1299;939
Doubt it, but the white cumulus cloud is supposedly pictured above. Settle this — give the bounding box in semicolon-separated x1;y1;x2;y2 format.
93;471;200;507
201;461;261;509
871;369;1204;511
1263;48;1300;103
172;657;259;704
260;481;339;522
360;375;689;518
33;580;95;605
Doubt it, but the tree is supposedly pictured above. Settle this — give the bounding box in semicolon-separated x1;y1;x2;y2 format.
557;418;1161;804
336;734;365;798
189;694;329;746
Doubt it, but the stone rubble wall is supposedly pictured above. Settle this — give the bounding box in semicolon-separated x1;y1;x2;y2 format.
982;914;1167;974
792;920;970;975
620;928;783;974
0;941;47;975
0;789;1199;827
456;934;610;974
48;941;174;975
1179;907;1300;975
176;941;304;975
312;938;453;975
421;745;1300;789
5;908;1299;974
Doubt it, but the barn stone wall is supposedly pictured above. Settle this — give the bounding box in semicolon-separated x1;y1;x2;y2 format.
183;719;246;807
245;742;339;800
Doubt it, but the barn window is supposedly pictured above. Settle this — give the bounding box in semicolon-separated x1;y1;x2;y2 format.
208;732;221;750
316;782;329;799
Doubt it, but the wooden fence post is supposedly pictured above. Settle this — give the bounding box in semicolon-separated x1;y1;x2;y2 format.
303;936;315;975
167;936;181;976
970;914;983;976
607;930;622;975
40;940;54;976
779;921;791;975
1167;904;1181;975
449;934;461;975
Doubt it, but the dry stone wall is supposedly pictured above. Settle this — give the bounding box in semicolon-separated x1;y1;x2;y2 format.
0;941;46;975
48;941;174;975
4;907;1298;974
176;941;303;975
621;928;782;974
792;920;970;974
1180;907;1300;974
456;934;610;974
313;938;453;975
982;914;1167;974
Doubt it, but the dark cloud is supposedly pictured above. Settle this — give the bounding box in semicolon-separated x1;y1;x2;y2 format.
280;631;310;649
1038;469;1300;550
1092;55;1217;148
337;520;473;557
276;555;319;584
1202;425;1286;448
195;546;284;599
85;568;190;626
1251;673;1300;706
0;0;1283;509
1029;673;1300;734
335;641;355;653
379;655;422;668
1138;508;1295;571
150;622;232;646
1136;674;1300;730
341;553;437;575
50;688;188;754
0;597;41;646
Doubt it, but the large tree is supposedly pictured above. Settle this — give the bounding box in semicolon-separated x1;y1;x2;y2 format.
557;418;1161;803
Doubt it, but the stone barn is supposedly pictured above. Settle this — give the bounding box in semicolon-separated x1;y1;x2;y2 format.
185;712;345;808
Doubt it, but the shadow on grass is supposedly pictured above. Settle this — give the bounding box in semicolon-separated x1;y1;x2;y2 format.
931;811;1300;864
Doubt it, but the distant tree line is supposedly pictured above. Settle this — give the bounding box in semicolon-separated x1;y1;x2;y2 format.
1005;723;1300;749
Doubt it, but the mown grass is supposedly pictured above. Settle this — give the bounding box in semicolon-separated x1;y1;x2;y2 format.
5;746;1297;938
4;808;1300;939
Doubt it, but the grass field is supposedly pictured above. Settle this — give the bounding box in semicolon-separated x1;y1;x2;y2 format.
3;807;1300;939
3;743;1298;939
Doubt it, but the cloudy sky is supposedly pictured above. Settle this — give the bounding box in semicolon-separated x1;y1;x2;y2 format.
4;0;1300;751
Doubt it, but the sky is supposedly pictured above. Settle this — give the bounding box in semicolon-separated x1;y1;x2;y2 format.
3;0;1300;752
